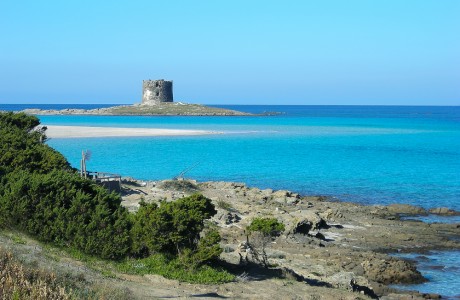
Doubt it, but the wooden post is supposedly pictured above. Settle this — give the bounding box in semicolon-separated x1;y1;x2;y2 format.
80;150;84;177
81;150;87;178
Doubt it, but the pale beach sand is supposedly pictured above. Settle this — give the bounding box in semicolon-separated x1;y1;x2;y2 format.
45;125;221;138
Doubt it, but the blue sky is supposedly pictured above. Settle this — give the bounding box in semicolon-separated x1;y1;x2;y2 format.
1;1;459;105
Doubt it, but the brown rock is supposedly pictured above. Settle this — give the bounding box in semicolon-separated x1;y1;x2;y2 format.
428;207;460;216
271;190;300;205
290;211;328;235
387;204;427;215
361;257;426;284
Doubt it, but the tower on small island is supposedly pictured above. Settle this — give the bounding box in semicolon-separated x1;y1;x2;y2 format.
141;79;173;105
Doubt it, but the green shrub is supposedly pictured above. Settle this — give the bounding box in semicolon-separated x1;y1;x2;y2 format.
0;111;40;131
246;217;285;267
0;112;132;259
247;217;285;236
131;194;219;262
0;170;131;259
0;112;70;174
178;229;223;269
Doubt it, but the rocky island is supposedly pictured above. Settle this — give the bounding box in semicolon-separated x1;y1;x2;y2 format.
21;102;253;116
21;79;254;116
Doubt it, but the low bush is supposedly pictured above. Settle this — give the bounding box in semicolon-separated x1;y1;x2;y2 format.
131;194;221;266
246;217;285;267
0;112;70;175
247;217;285;236
0;170;132;259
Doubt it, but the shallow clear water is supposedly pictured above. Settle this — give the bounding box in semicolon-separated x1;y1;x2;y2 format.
31;105;460;211
402;215;460;224
2;104;459;295
392;251;460;299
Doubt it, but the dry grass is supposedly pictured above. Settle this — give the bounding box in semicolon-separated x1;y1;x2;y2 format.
0;248;72;300
0;232;133;300
216;199;233;211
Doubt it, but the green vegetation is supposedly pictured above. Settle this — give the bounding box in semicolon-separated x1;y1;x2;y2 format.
0;112;70;176
117;254;234;284
246;217;285;267
1;170;131;259
10;233;26;245
131;195;223;269
247;217;285;236
0;113;131;259
0;112;233;284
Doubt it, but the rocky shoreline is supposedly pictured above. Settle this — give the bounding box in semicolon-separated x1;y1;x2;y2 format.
121;178;460;299
20;103;254;116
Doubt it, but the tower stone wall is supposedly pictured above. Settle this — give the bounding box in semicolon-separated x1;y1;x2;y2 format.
142;79;173;105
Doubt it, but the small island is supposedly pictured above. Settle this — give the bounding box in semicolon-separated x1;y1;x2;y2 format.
21;79;253;116
22;103;252;116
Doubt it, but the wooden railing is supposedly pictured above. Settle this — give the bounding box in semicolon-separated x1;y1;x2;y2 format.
81;171;121;193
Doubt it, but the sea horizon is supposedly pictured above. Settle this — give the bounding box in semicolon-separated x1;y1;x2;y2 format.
1;103;459;105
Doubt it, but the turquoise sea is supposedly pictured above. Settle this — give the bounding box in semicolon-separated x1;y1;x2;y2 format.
2;104;459;297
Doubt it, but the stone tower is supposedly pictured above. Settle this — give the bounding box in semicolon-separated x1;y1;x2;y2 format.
141;79;173;105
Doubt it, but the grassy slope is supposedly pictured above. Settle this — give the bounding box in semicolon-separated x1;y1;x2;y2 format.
0;230;132;299
0;229;370;300
0;229;235;299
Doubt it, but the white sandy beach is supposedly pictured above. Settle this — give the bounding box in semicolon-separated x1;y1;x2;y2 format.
45;125;220;138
